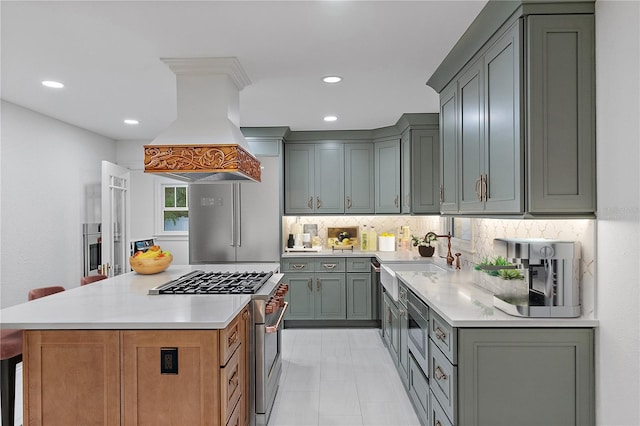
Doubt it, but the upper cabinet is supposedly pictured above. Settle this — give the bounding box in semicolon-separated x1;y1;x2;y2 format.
284;143;345;214
282;114;439;216
428;1;595;216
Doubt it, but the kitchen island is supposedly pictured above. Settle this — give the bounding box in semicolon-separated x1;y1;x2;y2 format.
1;263;280;426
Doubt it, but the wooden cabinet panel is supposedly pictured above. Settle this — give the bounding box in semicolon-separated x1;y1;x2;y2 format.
24;330;120;426
121;330;219;426
220;312;242;365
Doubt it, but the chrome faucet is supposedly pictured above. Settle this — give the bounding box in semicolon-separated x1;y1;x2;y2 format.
435;232;455;266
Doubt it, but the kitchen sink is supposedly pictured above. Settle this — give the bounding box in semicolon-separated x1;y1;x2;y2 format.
380;262;446;301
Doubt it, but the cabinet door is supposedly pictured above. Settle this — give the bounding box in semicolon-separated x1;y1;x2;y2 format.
398;305;409;387
345;143;375;214
284;273;315;320
315;273;347;320
401;129;412;214
121;330;219;426
347;273;372;320
284;144;315;214
484;19;523;213
440;82;459;213
412;129;440;214
315;143;345;214
458;328;594;426
527;14;595;214
388;297;400;365
24;330;121;426
458;59;484;213
374;139;401;213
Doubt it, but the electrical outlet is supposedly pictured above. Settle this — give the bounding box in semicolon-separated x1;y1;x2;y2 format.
160;348;178;374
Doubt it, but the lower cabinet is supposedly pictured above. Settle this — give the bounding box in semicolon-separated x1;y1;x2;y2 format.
283;257;375;321
386;299;595;426
23;308;250;426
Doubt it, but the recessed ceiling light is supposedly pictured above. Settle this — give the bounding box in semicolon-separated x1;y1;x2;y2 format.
41;80;64;89
324;116;338;122
124;119;139;125
322;76;342;84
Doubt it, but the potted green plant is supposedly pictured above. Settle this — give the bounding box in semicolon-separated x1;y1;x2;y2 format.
411;232;438;257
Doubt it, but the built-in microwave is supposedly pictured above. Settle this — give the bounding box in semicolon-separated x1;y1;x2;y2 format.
82;223;102;276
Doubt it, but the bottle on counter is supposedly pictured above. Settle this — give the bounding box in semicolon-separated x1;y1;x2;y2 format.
361;225;369;251
369;226;377;251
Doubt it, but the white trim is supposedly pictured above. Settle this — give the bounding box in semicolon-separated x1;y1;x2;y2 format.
154;178;189;237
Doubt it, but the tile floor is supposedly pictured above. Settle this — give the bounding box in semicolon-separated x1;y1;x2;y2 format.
268;328;421;426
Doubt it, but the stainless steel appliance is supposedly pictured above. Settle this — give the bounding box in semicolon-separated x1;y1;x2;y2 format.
188;156;281;263
407;287;429;376
82;223;102;276
492;238;581;317
148;270;288;426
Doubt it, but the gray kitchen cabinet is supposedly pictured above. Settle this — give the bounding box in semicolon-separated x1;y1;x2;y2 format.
346;273;371;320
401;128;440;215
429;1;595;216
457;328;594;426
283;272;315;320
397;299;409;387
314;273;346;320
284;257;379;322
344;143;375;214
284;143;344;214
439;83;458;213
382;292;400;367
374;139;401;213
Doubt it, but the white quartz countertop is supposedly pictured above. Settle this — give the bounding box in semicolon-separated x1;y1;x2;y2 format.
0;263;280;330
396;269;599;328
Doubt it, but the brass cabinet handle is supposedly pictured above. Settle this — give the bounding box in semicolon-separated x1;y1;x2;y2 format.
291;264;306;270
242;309;249;320
308;278;312;292
483;173;488;201
435;327;447;341
308;196;313;209
439;184;444;204
435;366;448;381
316;278;321;291
322;263;337;270
346;196;352;209
316;197;322;209
394;195;399;207
475;175;483;201
228;330;238;347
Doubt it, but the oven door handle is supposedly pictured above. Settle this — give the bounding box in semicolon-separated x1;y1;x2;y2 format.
265;302;289;334
371;262;381;273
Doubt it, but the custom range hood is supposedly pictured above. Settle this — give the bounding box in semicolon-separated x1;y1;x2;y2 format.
144;57;261;183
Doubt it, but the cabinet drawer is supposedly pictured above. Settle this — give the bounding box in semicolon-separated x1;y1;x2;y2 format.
430;391;454;426
225;392;242;426
430;340;457;424
220;311;243;365
346;257;371;272
220;347;242;425
317;258;345;272
282;258;315;272
408;353;429;425
430;310;457;363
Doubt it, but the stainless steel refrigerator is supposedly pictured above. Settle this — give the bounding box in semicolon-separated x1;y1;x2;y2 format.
189;156;281;263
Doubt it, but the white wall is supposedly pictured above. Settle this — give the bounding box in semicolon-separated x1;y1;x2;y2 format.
596;1;640;424
0;101;116;308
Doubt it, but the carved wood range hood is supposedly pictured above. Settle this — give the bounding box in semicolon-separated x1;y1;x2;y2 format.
144;57;261;183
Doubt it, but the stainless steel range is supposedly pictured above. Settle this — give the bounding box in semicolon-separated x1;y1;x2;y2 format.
149;269;288;426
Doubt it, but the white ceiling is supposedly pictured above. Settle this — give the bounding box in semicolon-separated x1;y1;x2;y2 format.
1;1;487;141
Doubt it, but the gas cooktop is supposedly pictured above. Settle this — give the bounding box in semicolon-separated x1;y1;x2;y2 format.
148;270;273;295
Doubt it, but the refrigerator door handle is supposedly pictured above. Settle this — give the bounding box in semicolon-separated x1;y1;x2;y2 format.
236;184;242;247
230;185;236;247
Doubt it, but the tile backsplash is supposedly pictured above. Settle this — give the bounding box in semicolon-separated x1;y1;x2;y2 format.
283;215;596;318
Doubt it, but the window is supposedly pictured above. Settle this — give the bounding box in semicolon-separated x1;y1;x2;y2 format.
162;184;189;232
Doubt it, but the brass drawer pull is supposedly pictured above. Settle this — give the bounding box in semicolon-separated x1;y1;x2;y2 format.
322;263;337;270
316;196;322;209
307;196;313;209
291;264;306;270
346;196;352;209
435;327;447;341
227;330;238;347
308;278;312;292
435;366;448;381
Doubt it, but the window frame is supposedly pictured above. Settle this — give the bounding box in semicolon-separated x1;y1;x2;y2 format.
154;179;189;238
